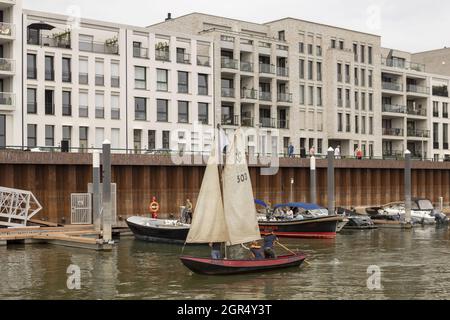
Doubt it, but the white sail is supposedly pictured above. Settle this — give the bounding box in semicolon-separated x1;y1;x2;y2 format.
223;129;261;246
185;144;230;244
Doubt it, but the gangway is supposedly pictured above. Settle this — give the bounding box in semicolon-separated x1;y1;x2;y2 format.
0;187;43;227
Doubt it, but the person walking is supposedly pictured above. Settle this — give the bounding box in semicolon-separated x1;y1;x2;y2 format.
288;143;294;158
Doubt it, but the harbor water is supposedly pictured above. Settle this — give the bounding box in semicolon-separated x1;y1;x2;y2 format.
0;227;449;300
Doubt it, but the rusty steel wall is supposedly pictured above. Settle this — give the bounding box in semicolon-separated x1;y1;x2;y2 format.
1;151;450;224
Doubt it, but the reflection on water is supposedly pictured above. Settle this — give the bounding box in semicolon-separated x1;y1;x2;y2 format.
0;227;449;300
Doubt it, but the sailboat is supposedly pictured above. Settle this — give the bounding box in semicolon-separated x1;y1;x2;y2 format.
180;128;306;275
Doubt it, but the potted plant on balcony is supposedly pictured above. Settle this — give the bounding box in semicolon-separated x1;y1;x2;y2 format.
105;36;118;47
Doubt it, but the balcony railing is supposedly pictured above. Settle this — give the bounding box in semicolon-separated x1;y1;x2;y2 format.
382;58;425;72
260;117;276;128
45;70;54;81
382;82;403;92
197;55;210;67
176;52;191;64
259;63;275;74
111;76;120;88
27;68;37;79
79;40;118;54
0;58;15;72
0;22;14;37
241;116;254;127
29;34;71;49
241;89;258;100
133;47;148;59
383;128;404;136
382;104;407;114
221;87;235;98
221;57;238;69
407;84;430;95
0;92;15;108
79;73;88;85
79;106;88;117
407;107;427;117
240;61;253;72
259;91;272;101
155;49;170;61
277;119;289;129
407;129;430;138
277;67;289;77
62;71;71;83
221;115;240;126
277;92;293;103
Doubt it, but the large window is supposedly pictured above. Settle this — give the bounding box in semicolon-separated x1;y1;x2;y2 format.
148;130;156;150
178;71;189;93
62;126;72;148
111;95;120;120
62;57;71;82
27;88;37;114
299;59;305;79
79;92;88;117
135;66;146;89
157;99;168;122
162;131;170;149
135;97;147;120
27;54;37;79
79;127;88;150
27;124;37;148
178;101;189;123
79;59;88;84
198;103;208;124
45;90;54;115
0;115;4;148
45;125;54;147
95;61;104;86
157;69;168;91
198;74;208;95
111;62;120;88
62;91;72;116
95;93;104;119
45;56;54;81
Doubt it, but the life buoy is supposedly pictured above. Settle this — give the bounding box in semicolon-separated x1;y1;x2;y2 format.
149;201;160;213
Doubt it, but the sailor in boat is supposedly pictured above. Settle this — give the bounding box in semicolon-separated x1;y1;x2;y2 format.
242;241;265;260
184;198;193;224
209;242;222;260
263;232;278;259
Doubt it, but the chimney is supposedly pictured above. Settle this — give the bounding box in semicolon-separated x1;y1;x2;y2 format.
165;13;172;21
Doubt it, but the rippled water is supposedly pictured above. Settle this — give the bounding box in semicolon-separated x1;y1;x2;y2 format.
0;227;449;300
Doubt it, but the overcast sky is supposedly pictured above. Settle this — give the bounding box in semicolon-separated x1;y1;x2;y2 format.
23;0;450;53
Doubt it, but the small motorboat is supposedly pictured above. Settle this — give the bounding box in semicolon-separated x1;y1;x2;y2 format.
126;216;189;244
336;207;377;230
180;254;306;276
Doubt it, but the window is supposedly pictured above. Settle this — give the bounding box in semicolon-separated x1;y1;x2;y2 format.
361;92;366;110
361;45;365;63
433;101;439;117
0;115;4;148
27;54;37;79
355;91;359;109
133;129;142;152
346;114;351;132
317;87;323;106
45;125;54;147
369;117;373;135
345;89;350;108
308;61;313;80
45;56;54;81
353;43;358;62
337;88;343;107
339;40;344;50
111;128;120;149
79;127;88;150
96;127;105;149
178;71;189;93
308;86;314;106
148;130;156;150
331;39;336;49
369;93;373;111
62;91;72;116
278;31;285;41
135;97;147;120
299;59;305;79
308;44;313;55
27;124;37;148
198;74;208;95
444;124;449;149
354;67;359;86
45;90;54;115
178;101;189;123
62;126;72;148
337;113;343;132
133;41;144;58
95;93;104;119
27;88;37;114
444;103;449;118
345;64;350;83
368;46;373;64
316;45;322;56
198;103;208;124
316;62;322;81
368;70;373;87
162;131;170;149
317;139;323;154
111;62;120;88
157;69;168;91
79;59;88;84
95;61;104;86
361;116;366;134
79;92;88;117
299;42;304;54
433;123;439;149
361;69;366;86
111;95;120;120
299;85;305;105
337;63;342;82
135;66;146;89
62;57;71;82
157;99;168;122
355;116;359;134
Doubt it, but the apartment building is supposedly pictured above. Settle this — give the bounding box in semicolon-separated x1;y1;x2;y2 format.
153;13;382;157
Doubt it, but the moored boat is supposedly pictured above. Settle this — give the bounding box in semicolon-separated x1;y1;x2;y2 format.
126;216;189;244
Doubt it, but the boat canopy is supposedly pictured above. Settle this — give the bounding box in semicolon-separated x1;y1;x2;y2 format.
273;203;322;210
254;199;268;208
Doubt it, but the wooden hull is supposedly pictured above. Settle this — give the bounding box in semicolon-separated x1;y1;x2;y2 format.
258;216;342;239
126;218;189;244
180;254;306;275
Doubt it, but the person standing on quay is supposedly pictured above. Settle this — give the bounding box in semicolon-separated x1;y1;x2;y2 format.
309;146;316;157
334;145;341;159
288;142;295;158
185;199;193;224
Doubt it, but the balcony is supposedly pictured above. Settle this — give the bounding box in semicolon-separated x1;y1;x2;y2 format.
259;63;275;75
241;116;254;127
221;87;235;98
277;119;289;129
0;58;15;74
276;67;289;77
407;129;430;138
79;73;88;85
241;89;258;100
79;106;88;117
240;61;253;72
382;104;406;114
0;22;14;39
382;58;425;72
221;115;240;126
277;92;293;103
177;52;191;64
407;84;430;95
111;76;120;88
382;128;404;136
133;47;148;59
79;40;118;55
155;49;170;62
407;107;427;117
259;91;272;101
221;57;238;70
197;55;210;67
28;33;71;49
382;82;403;92
0;92;15;111
260;117;276;128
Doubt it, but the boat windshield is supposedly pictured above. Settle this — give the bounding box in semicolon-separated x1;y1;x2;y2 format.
308;208;329;217
417;200;434;210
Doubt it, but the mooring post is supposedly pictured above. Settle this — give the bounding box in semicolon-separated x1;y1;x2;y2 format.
439;197;444;212
404;149;412;226
310;156;317;204
327;147;335;215
92;151;101;232
290;177;294;203
102;140;112;242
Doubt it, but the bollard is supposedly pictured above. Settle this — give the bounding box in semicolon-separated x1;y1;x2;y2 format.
290;178;294;203
92;151;101;232
102;140;112;242
439;197;444;212
404;150;412;225
310;156;317;204
327;147;335;216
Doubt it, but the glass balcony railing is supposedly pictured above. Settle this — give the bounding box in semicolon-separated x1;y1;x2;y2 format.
155;49;170;61
277;92;293;103
221;115;240;126
382;104;407;114
407;129;430;138
383;128;404;136
382;58;425;72
407;84;430;95
260;117;276;128
259;91;272;101
176;52;191;64
241;116;254;127
0;92;15;107
221;88;235;98
79;40;118;54
0;58;15;72
197;55;210;67
276;67;289;77
407;107;427;117
240;61;253;72
241;89;258;100
277;119;289;129
259;63;275;74
382;82;403;91
0;22;14;37
133;47;148;59
221;57;238;69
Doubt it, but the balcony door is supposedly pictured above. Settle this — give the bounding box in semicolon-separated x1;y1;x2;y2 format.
0;114;5;148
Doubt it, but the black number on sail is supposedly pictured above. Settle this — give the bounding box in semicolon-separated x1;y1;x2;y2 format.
237;173;248;184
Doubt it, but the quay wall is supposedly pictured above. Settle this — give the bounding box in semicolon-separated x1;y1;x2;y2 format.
1;151;450;224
